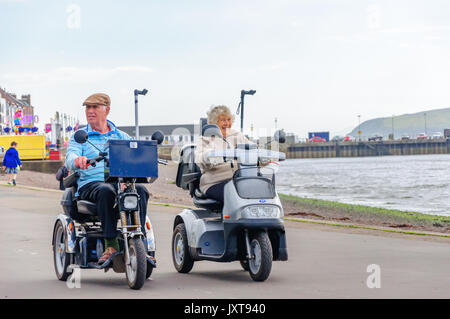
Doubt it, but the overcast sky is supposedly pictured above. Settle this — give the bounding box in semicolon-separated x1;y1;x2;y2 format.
2;0;450;138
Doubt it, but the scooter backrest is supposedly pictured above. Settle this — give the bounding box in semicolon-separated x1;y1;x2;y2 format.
61;186;78;218
175;145;201;192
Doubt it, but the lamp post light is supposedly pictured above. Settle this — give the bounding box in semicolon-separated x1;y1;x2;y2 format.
236;89;256;132
134;88;148;140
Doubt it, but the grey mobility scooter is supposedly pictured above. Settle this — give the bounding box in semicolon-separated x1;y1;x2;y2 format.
172;125;288;281
52;129;165;289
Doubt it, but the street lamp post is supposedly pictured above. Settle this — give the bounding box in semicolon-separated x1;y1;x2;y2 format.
236;89;256;132
134;88;148;140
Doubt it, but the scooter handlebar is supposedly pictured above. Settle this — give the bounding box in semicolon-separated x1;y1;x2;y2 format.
85;155;107;168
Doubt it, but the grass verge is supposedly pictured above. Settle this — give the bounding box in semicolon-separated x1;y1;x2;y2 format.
284;218;450;238
279;193;450;228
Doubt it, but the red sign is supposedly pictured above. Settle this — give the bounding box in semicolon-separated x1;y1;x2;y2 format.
45;123;52;133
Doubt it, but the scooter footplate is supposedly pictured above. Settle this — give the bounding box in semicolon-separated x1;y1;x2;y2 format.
86;252;121;269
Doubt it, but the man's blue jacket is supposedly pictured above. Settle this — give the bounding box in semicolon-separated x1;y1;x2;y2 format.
65;120;131;194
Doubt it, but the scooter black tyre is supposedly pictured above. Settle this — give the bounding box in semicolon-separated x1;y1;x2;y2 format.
126;238;147;290
172;223;194;273
53;220;72;281
248;231;272;282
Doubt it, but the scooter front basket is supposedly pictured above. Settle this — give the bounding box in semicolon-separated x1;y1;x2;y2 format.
105;140;158;183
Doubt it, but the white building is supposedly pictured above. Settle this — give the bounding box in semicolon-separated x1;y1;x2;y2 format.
0;94;14;134
0;87;35;135
118;124;200;146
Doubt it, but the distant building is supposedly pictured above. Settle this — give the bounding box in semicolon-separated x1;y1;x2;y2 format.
257;131;298;146
285;133;297;145
257;136;271;147
118;124;200;145
0;87;35;134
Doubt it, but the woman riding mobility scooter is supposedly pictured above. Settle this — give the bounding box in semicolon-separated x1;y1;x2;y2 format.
172;125;288;281
52;129;166;289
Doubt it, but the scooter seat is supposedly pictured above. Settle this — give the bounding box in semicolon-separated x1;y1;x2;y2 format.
192;187;223;210
194;188;207;199
77;200;97;216
192;196;223;211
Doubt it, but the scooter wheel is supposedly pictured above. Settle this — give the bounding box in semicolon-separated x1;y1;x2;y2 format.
248;231;273;282
126;238;147;290
53;220;72;281
172;223;194;273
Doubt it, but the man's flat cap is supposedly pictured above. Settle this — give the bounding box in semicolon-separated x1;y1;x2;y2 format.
82;93;111;107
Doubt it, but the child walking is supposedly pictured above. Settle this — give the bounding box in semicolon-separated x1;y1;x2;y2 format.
2;141;22;186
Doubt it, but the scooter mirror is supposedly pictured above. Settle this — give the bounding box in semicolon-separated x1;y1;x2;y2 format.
274;130;286;143
74;130;88;144
151;130;164;144
202;124;223;138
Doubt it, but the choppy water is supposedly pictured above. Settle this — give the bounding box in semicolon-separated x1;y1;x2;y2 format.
277;154;450;216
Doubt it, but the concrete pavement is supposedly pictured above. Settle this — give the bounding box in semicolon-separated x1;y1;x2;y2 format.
0;186;449;298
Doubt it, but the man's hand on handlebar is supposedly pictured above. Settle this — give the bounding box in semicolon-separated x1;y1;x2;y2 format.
74;156;89;170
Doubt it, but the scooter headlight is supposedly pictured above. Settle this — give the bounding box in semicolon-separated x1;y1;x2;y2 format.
242;205;281;219
120;194;139;211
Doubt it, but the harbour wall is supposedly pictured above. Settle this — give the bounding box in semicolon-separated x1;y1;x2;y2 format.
286;139;450;159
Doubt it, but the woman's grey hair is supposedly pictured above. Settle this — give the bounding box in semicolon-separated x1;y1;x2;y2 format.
207;105;235;124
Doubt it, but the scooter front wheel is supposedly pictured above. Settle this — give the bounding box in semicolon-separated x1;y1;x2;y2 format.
172;223;194;273
248;231;273;282
126;237;147;290
53;220;72;281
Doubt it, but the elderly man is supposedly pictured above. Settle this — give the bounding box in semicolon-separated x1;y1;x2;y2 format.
65;93;150;264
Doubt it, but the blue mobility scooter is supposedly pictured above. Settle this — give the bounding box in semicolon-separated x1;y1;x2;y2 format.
172;125;288;281
52;129;165;289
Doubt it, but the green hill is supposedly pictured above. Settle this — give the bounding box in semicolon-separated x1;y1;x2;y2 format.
347;108;450;138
